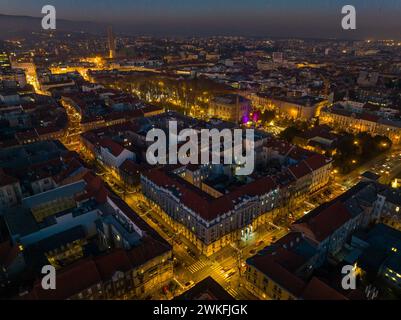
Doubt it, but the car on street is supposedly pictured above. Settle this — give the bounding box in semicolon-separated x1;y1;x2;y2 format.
225;269;236;278
187;249;197;259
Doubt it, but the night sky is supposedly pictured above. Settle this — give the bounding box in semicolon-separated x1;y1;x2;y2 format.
1;0;400;38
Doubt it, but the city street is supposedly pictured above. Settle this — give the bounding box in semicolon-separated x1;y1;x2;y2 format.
49;65;401;300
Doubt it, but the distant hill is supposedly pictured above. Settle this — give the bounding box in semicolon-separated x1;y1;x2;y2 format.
0;13;106;38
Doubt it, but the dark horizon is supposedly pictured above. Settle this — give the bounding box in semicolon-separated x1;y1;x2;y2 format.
0;0;401;39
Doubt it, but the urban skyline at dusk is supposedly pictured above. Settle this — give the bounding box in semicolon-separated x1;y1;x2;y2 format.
0;0;401;38
0;0;401;309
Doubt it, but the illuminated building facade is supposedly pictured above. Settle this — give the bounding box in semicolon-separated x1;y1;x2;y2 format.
209;94;251;123
141;139;332;256
320;104;401;144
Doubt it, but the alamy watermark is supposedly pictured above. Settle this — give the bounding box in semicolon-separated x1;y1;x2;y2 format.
341;5;356;30
145;121;255;175
41;265;56;290
41;5;56;30
40;4;356;31
341;264;379;299
341;264;357;290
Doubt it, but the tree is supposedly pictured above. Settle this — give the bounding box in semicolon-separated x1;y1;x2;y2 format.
260;110;276;123
279;126;302;142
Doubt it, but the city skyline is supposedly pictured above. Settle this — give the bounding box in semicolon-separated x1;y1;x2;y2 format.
1;0;401;305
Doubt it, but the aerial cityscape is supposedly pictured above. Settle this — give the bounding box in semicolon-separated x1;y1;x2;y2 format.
1;1;401;305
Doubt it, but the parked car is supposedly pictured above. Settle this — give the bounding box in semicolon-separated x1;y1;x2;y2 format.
187;249;196;259
225;268;236;278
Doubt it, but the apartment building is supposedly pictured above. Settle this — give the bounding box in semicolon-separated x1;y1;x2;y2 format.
209;94;251;123
245;181;385;300
320;102;401;144
141;142;331;256
2;171;172;300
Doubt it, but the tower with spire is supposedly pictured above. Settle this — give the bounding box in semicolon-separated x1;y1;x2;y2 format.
107;26;116;59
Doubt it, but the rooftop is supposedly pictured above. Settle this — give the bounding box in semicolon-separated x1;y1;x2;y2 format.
174;276;234;300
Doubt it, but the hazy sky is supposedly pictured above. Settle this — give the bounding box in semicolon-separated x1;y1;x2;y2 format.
1;0;401;38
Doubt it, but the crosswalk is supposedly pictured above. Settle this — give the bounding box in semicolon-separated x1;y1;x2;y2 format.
212;267;231;282
185;260;241;299
187;259;228;274
187;259;209;273
227;287;239;298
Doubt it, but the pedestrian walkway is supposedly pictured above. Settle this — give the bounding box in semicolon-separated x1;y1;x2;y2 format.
188;259;209;273
226;287;239;298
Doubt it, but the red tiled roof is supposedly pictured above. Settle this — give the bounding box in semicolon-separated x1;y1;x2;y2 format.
332;108;353;117
288;146;314;161
119;159;143;175
0;241;20;267
250;248;306;296
0;173;19;187
82;172;109;203
29;258;102;300
35;126;63;136
94;249;132;279
360;113;379;123
363;103;380;112
229;176;277;199
110;95;139;105
265;139;293;155
297;125;335;140
292;201;352;242
142;105;164;114
15;130;39;141
127;236;170;268
102;111;127;122
304;154;330;171
275;232;304;247
21;103;37;111
54;158;85;183
99;137;125;157
143;166;279;221
288;161;312;179
301;277;347;300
